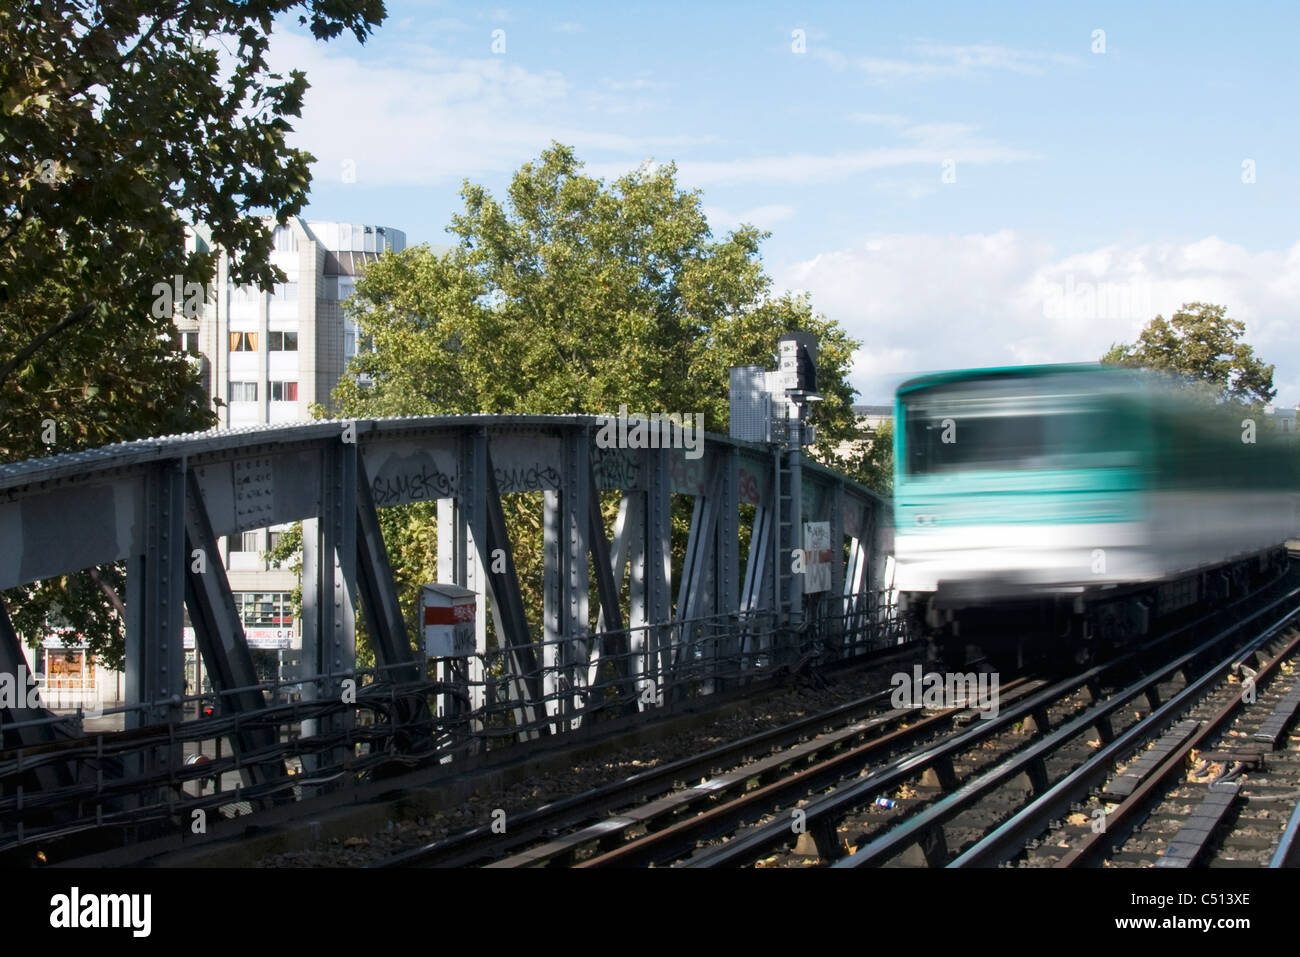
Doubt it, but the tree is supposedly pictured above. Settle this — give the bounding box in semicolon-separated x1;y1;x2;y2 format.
324;144;866;647
1101;302;1275;406
1;0;387;668
336;144;860;442
842;420;893;498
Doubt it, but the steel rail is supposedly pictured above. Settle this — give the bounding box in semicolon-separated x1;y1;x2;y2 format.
373;643;926;867
945;590;1300;867
574;677;1039;868
685;580;1300;868
1047;629;1300;868
1271;790;1300;867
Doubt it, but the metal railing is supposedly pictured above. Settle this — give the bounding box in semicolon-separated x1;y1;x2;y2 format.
0;588;898;855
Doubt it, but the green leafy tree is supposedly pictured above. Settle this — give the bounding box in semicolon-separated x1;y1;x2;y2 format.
1101;302;1275;407
336;144;860;442
1;0;386;668
842;419;893;497
321;144;866;648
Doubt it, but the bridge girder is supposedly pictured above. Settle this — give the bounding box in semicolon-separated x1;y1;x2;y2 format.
0;415;889;848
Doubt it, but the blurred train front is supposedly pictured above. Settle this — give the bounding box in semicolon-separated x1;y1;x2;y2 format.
891;364;1297;655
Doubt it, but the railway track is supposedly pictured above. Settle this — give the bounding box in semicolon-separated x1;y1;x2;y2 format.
826;586;1300;870
410;578;1300;868
829;587;1300;870
370;574;1300;869
1007;627;1300;868
370;659;1018;868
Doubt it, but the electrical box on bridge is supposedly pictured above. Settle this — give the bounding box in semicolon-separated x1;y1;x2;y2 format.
729;332;821;446
420;583;477;657
777;331;818;393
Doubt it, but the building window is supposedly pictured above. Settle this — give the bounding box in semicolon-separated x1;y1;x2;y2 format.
268;331;298;351
270;380;298;402
228;283;260;303
44;648;95;692
179;331;200;355
229;381;258;402
240;530;259;552
267;530;284;552
272;282;298;302
344;330;355;358
273;225;297;253
229;331;257;352
235;592;294;627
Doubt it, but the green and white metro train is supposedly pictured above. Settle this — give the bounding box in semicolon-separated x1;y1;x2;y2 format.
891;363;1300;659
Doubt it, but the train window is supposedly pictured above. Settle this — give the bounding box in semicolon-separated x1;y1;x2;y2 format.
903;378;1135;475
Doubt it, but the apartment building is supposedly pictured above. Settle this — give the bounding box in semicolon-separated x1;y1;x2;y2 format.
1265;404;1299;433
175;216;410;693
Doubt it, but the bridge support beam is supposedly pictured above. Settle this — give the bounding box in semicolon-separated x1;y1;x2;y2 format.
125;460;186;730
460;429;489;722
0;601;73;794
626;447;671;708
844;531;868;648
183;470;285;800
483;455;543;740
825;482;846;653
543;428;590;729
616;493;645;703
674;462;721;696
354;459;432;752
714;446;740;689
587;461;633;717
741;504;774;671
435;428;490;746
301;435;357;776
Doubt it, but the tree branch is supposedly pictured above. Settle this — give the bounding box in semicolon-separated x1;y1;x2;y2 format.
0;302;97;392
86;567;127;621
63;7;183;101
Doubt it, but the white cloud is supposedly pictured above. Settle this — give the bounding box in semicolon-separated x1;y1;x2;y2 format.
870;178;937;200
580;74;677;115
264;32;702;187
776;233;1300;404
392;17;469;33
810;47;848;70
257;33;1034;195
600;75;671;92
817;41;1082;83
670;143;1035;187
655;114;1034;187
702;204;796;231
908;41;1080;74
847;113;910;127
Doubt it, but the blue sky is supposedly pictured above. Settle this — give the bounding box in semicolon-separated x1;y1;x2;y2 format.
268;1;1300;403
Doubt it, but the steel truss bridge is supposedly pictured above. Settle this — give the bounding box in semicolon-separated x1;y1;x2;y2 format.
0;415;891;857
